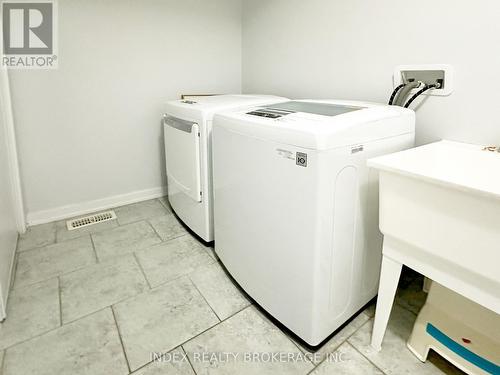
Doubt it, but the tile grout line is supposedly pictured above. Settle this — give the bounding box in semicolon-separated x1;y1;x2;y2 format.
161;232;191;244
393;299;421;317
18;221;195;290
11;260;96;292
134;304;254;373
89;234;100;263
60;282;148;326
0;317;67;352
16;223;57;254
132;252;152;289
135;232;189;256
146;255;216;292
57;268;216;329
3;272;249;369
110;305;132;374
1;348;5;375
187;275;222;322
183;304;252;346
59;268;216;328
57;276;63;326
278;312;320;369
54;226;60;244
148;273;191;291
1;288;154;353
13;247;401;329
13;241;56;255
305;315;374;373
19;220;215;293
246;306;319;370
8;251;20;292
287;338;316;370
11;236;97;291
17;236;57;254
348;337;388;375
157;197;171;212
305;360;318;375
181;345;199;375
55;222;118;244
63;301;127;327
213;259;251;300
23;225;116;249
145;219;165;243
21;222;174;285
116;217;166;227
117;207;173;228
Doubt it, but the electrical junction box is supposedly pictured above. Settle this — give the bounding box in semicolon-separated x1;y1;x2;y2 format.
394;64;454;96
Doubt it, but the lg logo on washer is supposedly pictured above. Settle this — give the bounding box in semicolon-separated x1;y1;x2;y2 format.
296;152;308;167
276;149;308;167
2;0;58;69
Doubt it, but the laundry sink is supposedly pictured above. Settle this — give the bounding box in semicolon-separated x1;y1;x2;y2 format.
370;140;500;200
368;140;500;315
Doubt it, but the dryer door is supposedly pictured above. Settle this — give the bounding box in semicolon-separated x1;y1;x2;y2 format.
164;115;202;202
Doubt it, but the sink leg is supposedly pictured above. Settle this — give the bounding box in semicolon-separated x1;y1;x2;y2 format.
371;254;403;351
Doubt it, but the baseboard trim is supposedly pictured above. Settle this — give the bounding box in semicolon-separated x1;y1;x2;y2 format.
26;186;167;226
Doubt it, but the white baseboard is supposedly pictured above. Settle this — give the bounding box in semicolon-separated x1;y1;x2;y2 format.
26;186;167;226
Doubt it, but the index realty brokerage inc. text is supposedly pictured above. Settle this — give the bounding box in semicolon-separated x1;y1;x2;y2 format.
151;351;348;364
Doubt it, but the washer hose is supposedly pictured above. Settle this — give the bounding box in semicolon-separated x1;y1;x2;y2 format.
388;84;406;105
394;81;421;106
404;84;438;108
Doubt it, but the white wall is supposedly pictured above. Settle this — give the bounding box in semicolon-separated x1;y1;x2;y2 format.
13;1;500;224
10;0;242;223
242;0;500;146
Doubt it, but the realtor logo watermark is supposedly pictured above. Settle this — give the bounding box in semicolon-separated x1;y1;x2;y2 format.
2;0;57;68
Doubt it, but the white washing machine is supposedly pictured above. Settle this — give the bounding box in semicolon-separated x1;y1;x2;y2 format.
212;100;415;345
164;95;287;242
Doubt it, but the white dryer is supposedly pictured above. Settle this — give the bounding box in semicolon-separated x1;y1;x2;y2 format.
212;100;415;345
164;95;287;242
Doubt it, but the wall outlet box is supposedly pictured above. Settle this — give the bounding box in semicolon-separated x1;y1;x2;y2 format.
393;64;454;96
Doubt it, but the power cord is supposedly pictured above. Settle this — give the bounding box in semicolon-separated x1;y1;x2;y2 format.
404;83;439;108
388;83;406;105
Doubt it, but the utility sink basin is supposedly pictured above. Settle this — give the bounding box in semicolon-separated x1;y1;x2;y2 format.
369;140;500;200
368;140;500;352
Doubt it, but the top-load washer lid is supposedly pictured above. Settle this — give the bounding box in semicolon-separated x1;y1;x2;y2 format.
213;100;416;150
263;100;362;117
164;95;288;124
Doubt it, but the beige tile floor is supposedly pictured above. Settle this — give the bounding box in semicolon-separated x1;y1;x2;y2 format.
0;198;465;375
